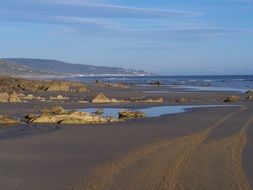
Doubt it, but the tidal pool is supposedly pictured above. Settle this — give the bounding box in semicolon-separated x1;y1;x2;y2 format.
79;105;234;118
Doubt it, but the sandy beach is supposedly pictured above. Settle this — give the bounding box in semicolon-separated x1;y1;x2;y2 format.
1;0;253;188
0;83;253;190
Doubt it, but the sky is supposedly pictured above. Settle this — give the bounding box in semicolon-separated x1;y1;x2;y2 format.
0;0;253;75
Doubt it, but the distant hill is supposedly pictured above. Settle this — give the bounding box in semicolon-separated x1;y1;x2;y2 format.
1;58;152;77
0;59;56;77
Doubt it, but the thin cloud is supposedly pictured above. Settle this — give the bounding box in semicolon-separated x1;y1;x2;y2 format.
234;0;253;2
105;26;252;34
53;16;113;28
33;0;200;17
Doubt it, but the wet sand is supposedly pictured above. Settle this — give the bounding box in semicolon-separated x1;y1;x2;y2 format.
0;86;253;190
81;106;253;190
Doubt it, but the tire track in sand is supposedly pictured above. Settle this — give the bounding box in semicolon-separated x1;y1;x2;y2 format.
80;107;248;190
185;116;253;190
155;114;253;190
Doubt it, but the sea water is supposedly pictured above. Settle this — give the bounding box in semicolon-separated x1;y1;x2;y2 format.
69;75;253;93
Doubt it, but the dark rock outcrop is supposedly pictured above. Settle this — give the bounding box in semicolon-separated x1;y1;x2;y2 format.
247;96;253;101
223;95;240;103
0;76;89;93
149;81;162;86
95;81;129;88
175;97;188;103
118;110;146;119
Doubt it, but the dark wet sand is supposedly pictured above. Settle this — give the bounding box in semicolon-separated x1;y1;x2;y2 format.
0;86;253;190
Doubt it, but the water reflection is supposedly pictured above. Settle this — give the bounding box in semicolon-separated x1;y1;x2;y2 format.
79;105;233;118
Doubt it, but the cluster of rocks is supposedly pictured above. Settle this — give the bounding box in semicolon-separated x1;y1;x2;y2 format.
0;76;88;93
0;92;45;103
223;94;253;103
91;93;164;104
50;95;70;101
0;91;75;103
135;98;164;103
245;90;253;101
118;110;146;119
95;80;129;88
91;93;126;103
247;96;253;101
1;106;147;126
77;100;89;104
0;115;19;125
25;106;118;124
222;90;253;103
223;95;241;103
149;81;162;86
175;97;189;103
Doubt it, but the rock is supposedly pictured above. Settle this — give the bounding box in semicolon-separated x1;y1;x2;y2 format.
108;116;119;123
30;114;63;123
41;106;66;115
111;98;127;103
8;92;22;103
77;100;89;104
0;92;43;103
46;81;89;92
76;86;88;92
92;93;111;103
18;93;25;98
27;108;115;124
59;113;108;124
25;113;37;120
149;81;162;86
36;96;46;101
223;95;240;103
0;76;89;93
0;115;19;124
50;95;70;100
247;96;253;101
96;82;129;88
130;96;146;101
0;92;9;102
137;98;164;103
110;98;119;103
245;90;253;94
46;81;70;92
92;93;126;103
175;97;188;103
118;110;146;119
0;92;22;102
23;94;36;100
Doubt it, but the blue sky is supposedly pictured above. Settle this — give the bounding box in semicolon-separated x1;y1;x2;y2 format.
0;0;253;75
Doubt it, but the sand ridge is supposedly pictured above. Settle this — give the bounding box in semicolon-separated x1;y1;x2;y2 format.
80;106;253;190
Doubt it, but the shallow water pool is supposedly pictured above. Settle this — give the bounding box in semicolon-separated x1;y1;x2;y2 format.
79;105;234;118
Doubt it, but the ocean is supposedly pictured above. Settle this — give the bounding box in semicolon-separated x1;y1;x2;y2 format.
69;75;253;93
